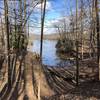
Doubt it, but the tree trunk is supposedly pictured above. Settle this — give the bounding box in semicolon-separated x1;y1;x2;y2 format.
76;0;79;86
4;0;11;88
39;0;47;99
95;0;100;80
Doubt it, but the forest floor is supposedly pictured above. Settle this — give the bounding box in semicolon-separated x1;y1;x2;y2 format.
0;51;100;100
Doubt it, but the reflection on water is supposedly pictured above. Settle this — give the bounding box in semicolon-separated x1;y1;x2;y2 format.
32;40;72;66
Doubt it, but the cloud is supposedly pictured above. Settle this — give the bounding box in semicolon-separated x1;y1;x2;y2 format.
45;16;71;33
35;1;52;12
46;16;70;33
29;16;71;35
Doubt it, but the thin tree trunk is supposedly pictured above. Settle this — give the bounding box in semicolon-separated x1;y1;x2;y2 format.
76;0;78;40
76;0;79;86
40;0;47;59
18;0;22;49
95;0;100;80
24;0;26;35
38;0;47;100
1;18;5;48
4;0;11;88
14;0;17;42
76;41;79;86
80;0;84;60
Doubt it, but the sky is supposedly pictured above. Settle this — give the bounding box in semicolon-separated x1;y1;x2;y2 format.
0;0;76;35
29;0;76;35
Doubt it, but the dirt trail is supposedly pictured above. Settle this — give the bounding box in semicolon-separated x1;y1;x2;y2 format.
33;62;54;97
19;52;54;100
21;53;37;100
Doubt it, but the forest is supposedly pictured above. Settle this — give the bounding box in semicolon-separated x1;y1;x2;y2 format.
0;0;100;100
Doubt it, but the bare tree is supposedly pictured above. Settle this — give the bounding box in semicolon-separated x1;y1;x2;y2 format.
95;0;100;80
4;0;11;88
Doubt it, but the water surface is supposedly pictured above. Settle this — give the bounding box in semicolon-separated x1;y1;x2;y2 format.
32;40;71;66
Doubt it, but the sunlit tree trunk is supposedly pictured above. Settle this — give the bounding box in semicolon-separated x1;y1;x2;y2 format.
24;0;26;35
76;0;79;86
14;0;17;42
4;0;11;88
18;0;22;49
1;17;5;49
80;0;84;60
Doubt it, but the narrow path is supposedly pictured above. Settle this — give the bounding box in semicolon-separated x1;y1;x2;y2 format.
22;53;37;100
19;52;54;100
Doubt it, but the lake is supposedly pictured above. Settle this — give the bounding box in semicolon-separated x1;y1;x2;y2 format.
31;40;72;67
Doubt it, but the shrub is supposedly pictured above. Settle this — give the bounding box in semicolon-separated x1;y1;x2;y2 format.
56;38;74;53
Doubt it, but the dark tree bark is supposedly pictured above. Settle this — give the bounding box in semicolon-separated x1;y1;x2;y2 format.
95;0;100;80
40;0;47;61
